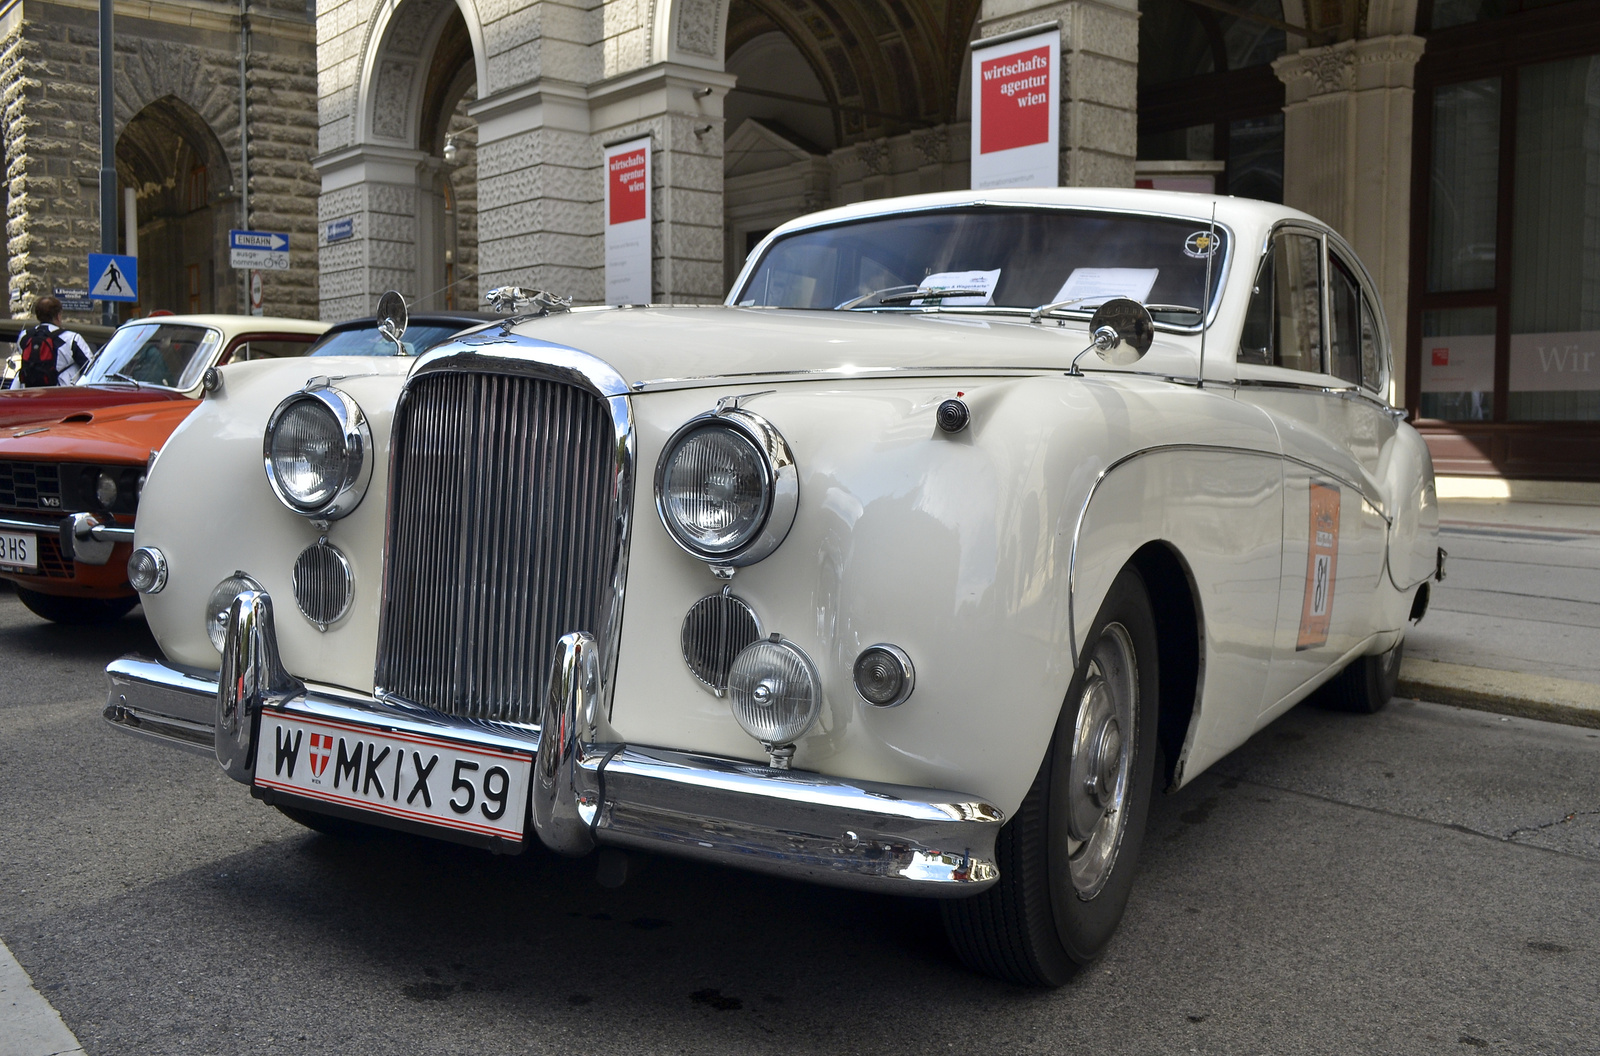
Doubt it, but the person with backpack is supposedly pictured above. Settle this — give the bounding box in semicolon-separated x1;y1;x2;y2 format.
7;295;94;388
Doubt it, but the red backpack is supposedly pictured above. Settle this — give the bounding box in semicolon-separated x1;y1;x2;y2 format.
17;325;64;386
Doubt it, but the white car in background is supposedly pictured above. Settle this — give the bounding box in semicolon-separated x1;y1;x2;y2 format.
104;189;1441;986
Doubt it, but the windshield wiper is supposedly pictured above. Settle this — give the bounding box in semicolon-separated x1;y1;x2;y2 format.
1144;304;1203;315
107;372;143;389
878;288;991;305
836;285;993;310
836;285;919;310
1029;296;1102;323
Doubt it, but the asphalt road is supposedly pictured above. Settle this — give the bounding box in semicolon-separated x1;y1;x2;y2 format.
2;582;1597;1056
1409;501;1600;685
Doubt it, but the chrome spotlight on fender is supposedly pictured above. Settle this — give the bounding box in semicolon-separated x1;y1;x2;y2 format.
727;634;822;768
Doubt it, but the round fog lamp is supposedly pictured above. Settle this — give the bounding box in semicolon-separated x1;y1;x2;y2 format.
853;644;915;707
96;471;119;507
727;636;822;747
127;547;167;594
205;573;262;653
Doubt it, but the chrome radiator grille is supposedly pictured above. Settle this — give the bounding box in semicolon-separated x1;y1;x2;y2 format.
376;371;620;724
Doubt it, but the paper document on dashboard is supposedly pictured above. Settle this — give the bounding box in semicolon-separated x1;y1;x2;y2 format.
915;269;1002;306
1051;268;1159;307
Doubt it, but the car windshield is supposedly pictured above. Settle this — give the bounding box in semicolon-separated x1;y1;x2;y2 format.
308;323;469;357
733;207;1228;323
81;323;223;390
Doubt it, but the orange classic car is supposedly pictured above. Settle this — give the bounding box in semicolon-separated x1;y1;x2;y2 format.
0;314;330;623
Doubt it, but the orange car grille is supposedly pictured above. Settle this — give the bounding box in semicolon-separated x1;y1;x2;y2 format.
0;461;64;511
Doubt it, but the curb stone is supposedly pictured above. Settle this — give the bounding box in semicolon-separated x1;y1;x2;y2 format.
1398;658;1600;730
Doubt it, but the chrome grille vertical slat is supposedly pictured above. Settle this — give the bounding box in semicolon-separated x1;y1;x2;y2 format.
377;371;620;724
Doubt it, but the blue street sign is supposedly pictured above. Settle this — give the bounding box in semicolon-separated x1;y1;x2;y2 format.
325;217;354;243
53;286;92;312
229;229;291;271
88;253;138;303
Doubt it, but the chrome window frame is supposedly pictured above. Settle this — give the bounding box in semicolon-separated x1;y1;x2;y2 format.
371;331;636;728
727;201;1238;335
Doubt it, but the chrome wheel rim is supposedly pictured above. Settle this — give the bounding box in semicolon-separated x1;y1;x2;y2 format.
1065;622;1137;899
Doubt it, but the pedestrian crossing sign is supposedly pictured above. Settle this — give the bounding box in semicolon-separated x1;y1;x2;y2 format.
88;253;138;303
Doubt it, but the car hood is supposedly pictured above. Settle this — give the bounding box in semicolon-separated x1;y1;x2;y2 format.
0;385;189;429
500;306;1189;386
0;399;197;462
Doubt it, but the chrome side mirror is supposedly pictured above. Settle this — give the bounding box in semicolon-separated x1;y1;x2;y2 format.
1068;298;1156;376
1089;298;1155;364
376;291;409;356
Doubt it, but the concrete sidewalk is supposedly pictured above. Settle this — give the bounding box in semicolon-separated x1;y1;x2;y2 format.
1398;496;1600;728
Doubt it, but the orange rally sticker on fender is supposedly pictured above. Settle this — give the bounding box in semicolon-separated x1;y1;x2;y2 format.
1296;481;1340;650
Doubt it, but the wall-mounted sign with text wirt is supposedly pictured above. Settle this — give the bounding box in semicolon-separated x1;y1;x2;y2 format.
970;27;1060;191
604;137;652;305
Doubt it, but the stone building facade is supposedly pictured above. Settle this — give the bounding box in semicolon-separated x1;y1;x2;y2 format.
311;0;1141;317
1;0;320;323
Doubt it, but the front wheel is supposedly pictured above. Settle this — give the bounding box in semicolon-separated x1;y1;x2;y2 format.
14;587;138;626
942;566;1160;986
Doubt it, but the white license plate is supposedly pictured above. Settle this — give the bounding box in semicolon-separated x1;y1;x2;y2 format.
0;530;37;571
254;712;533;843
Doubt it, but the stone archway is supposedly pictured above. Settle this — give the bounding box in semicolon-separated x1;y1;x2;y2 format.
116;96;234;317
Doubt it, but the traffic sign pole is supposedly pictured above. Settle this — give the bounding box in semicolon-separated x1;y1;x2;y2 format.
98;0;117;327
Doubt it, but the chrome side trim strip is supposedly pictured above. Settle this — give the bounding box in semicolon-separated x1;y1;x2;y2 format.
1064;441;1390;671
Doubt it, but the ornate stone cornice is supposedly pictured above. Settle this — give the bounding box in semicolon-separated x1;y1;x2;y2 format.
1273;34;1426;103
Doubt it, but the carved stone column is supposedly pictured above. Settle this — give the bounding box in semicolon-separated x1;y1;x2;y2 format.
977;0;1139;187
1274;35;1427;398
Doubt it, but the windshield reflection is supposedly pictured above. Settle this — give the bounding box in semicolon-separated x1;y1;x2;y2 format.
82;323;222;390
734;207;1227;326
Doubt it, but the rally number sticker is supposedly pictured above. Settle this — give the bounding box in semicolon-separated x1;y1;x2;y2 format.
1296;481;1341;650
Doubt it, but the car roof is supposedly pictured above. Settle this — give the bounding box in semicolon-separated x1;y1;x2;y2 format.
108;314;330;337
759;187;1323;240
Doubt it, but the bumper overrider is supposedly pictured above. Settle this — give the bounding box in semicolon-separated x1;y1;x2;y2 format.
104;589;1003;895
0;512;134;567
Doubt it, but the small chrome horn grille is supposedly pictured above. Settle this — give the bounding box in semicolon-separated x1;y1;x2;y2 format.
292;541;353;630
681;590;762;695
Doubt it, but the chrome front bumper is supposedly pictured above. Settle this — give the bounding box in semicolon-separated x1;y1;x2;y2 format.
0;512;134;566
104;591;1003;896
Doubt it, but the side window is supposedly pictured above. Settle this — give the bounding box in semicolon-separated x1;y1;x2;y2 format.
1238;231;1324;372
1239;253;1274;365
1359;296;1386;396
1328;254;1362;385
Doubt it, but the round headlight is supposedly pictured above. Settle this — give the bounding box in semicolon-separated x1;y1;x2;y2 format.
263;387;371;520
127;546;167;594
853;644;915;707
95;471;119;507
654;409;798;566
205;573;262;653
727;636;822;747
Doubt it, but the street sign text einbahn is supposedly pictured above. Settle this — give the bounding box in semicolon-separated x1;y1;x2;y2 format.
229;229;291;271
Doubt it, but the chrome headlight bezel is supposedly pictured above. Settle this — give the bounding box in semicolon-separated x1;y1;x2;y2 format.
262;384;373;520
653;408;798;567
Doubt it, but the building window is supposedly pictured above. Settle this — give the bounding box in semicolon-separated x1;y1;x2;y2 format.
186;166;207;213
1135;0;1288;201
1414;32;1600;425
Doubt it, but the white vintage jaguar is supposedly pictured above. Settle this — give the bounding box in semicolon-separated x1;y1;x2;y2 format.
106;188;1441;986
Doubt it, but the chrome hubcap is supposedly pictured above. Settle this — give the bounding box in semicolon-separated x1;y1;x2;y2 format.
1064;622;1137;899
